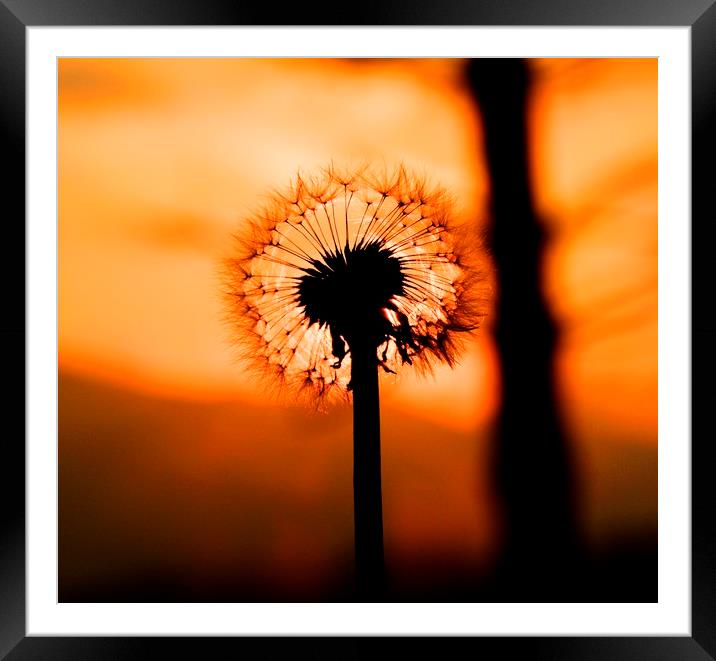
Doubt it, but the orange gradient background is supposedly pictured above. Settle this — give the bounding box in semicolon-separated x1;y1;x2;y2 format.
58;58;656;599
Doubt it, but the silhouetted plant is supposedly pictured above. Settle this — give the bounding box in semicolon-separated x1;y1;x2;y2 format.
224;164;488;597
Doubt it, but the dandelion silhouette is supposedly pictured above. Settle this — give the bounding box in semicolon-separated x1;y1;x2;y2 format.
224;164;488;597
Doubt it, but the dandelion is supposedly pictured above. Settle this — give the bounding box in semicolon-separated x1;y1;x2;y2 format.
223;164;489;596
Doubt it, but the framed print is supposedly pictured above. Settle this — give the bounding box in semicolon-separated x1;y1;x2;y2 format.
3;0;714;657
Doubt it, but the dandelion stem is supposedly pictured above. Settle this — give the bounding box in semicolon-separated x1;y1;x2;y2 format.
348;336;385;599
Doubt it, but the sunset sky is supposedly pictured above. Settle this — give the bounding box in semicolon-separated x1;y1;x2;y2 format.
58;58;657;600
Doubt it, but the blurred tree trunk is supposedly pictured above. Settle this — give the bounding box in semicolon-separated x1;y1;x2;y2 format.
466;59;583;599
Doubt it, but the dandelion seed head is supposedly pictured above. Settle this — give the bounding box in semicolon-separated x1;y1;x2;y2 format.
223;164;490;404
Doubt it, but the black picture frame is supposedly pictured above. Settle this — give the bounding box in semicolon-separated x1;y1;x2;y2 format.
2;1;713;658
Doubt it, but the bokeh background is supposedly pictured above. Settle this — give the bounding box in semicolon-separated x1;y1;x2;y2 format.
58;58;657;602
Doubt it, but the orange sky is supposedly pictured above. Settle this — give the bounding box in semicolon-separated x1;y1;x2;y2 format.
58;57;657;441
58;58;657;596
530;58;657;446
58;58;497;432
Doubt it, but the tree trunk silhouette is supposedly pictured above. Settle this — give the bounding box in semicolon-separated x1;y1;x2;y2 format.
349;337;385;599
466;59;582;599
